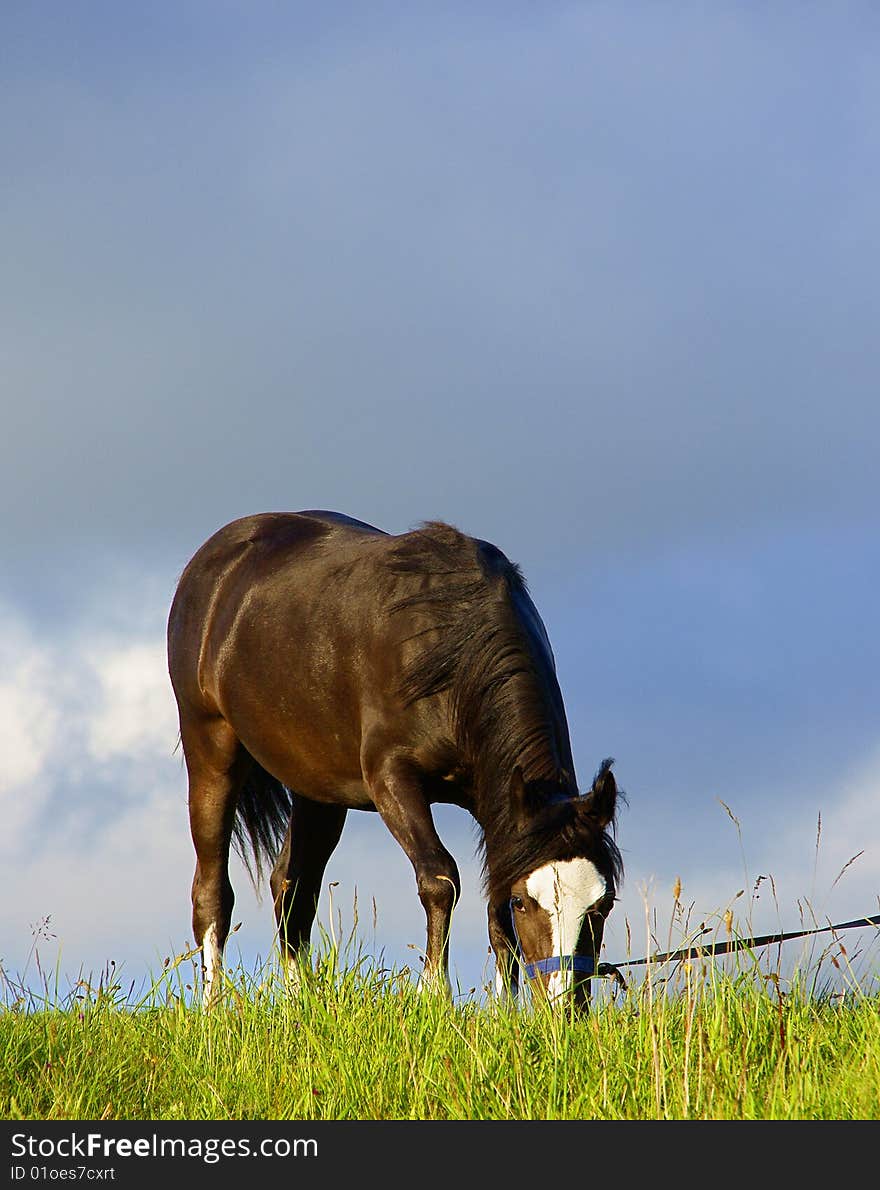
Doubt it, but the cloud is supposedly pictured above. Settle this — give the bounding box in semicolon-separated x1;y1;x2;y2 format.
86;640;178;764
780;749;880;918
0;603;184;980
0;617;57;793
0;611;59;846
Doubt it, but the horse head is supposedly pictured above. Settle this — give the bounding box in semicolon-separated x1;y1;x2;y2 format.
504;759;621;1008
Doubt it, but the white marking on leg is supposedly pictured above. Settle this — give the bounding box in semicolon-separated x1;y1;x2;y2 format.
202;922;222;1008
495;967;507;999
417;964;452;997
526;858;606;999
284;953;305;994
494;964;518;1004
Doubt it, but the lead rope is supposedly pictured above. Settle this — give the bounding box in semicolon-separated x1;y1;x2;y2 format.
510;908;880;995
618;910;880;969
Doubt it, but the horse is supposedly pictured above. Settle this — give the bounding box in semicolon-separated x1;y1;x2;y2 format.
167;510;623;1009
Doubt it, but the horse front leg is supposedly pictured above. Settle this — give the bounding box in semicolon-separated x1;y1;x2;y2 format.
488;899;519;1003
366;755;460;995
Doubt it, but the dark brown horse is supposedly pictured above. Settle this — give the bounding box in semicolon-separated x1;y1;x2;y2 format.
167;511;623;1008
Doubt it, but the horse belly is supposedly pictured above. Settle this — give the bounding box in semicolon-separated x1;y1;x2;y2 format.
214;656;376;809
247;728;375;810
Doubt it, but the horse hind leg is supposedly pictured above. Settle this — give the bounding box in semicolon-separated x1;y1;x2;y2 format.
182;715;249;1008
270;794;347;991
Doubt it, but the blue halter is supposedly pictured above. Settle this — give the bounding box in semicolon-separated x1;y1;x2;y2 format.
509;898;596;980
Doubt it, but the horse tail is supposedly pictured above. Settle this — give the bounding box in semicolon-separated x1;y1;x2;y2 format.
232;760;294;889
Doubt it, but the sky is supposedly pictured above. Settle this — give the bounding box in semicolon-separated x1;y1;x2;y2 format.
2;2;879;1005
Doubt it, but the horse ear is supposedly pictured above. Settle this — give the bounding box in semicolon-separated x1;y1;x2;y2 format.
582;758;617;828
510;765;530;828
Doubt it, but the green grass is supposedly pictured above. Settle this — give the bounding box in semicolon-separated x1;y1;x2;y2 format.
2;936;878;1120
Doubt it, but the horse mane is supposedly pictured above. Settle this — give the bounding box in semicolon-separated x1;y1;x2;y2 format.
389;523;543;765
388;522;623;899
389;521;528;703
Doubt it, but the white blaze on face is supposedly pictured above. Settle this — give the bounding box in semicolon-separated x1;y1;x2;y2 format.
525;858;606;999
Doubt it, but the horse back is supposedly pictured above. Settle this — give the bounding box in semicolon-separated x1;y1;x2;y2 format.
167;511;445;804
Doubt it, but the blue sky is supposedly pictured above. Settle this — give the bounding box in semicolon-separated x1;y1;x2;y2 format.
2;3;878;1002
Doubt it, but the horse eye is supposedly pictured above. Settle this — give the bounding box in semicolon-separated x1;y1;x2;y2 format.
511;895;525;912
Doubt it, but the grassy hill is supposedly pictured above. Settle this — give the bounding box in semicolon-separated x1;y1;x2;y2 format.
2;937;877;1120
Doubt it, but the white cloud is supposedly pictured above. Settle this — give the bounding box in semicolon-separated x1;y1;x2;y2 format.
85;640;178;763
0;609;60;844
0;655;57;791
789;750;880;917
0;606;181;853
